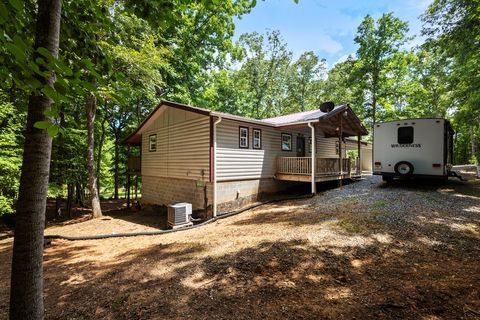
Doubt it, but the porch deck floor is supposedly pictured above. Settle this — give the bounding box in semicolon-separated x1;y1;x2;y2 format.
275;173;362;183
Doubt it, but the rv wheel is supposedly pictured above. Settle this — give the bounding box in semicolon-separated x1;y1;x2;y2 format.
394;161;414;177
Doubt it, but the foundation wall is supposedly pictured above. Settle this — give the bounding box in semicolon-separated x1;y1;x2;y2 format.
142;175;212;210
216;178;301;212
142;176;302;213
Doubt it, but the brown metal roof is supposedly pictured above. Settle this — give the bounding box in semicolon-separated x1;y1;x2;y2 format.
123;100;369;146
262;105;345;125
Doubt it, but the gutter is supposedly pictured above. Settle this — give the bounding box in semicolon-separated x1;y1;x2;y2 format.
213;116;222;217
308;122;316;194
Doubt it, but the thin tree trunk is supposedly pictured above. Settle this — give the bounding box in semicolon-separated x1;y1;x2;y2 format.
371;77;378;133
113;133;120;200
86;92;102;218
55;106;66;219
66;183;73;217
75;182;84;207
9;0;61;319
96;113;107;192
470;125;476;159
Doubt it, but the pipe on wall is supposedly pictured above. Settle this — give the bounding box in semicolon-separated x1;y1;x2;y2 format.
308;122;316;194
213;116;222;217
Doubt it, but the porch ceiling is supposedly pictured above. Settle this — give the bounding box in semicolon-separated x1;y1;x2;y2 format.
277;106;368;137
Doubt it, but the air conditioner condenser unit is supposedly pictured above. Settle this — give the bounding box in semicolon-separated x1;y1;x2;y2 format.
167;203;193;229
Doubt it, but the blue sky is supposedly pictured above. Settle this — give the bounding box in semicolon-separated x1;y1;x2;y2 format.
234;0;432;67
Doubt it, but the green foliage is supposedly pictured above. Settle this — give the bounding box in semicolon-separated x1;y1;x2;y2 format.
347;150;358;160
0;195;15;217
353;12;410;129
422;0;480;164
0;0;479;222
468;155;478;165
236;30;293;118
202;31;327;119
0;92;23;216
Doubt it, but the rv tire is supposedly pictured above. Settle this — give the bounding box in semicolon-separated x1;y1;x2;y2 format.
394;161;414;177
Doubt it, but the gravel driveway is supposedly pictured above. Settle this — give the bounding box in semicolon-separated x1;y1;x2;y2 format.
0;175;479;319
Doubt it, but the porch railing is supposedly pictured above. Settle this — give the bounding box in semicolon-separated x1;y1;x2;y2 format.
276;157;312;175
277;157;357;176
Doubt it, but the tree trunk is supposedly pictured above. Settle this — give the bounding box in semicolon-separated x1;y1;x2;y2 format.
371;68;379;133
96;113;107;192
470;125;477;161
86;92;102;218
113;132;120;199
66;183;73;217
75;182;85;207
55;106;66;219
9;0;61;319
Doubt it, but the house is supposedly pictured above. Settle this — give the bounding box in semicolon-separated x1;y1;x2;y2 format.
124;100;369;215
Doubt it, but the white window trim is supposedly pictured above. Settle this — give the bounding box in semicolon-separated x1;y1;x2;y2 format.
253;128;262;149
281;133;292;151
149;134;157;152
239;127;249;148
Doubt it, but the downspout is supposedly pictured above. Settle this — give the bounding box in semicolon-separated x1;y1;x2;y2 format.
213;116;222;217
308;122;316;194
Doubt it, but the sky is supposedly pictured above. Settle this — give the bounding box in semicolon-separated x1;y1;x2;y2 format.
234;0;432;68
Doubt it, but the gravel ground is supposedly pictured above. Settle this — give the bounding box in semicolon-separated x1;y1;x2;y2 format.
0;175;479;319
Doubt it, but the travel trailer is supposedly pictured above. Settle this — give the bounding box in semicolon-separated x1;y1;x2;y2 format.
373;118;454;181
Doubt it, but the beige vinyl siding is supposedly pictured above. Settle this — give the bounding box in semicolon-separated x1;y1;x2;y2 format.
142;107;210;181
216;120;344;181
311;131;347;158
216;120;297;181
217;120;344;181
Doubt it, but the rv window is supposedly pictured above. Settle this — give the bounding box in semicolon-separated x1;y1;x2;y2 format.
398;126;414;144
239;127;249;148
149;134;157;152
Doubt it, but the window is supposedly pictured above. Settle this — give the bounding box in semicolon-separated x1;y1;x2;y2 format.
335;141;339;155
398;126;414;144
308;137;312;153
239;127;249;148
253;129;262;149
149;134;157;152
281;133;292;151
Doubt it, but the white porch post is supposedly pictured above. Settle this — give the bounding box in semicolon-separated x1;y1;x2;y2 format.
338;115;343;186
213;117;222;217
357;135;362;175
308;122;316;194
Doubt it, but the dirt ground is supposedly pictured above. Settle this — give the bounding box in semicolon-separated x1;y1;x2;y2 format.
1;175;479;319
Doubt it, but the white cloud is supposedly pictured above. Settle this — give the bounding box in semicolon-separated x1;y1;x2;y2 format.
405;0;432;11
317;35;343;55
334;53;354;65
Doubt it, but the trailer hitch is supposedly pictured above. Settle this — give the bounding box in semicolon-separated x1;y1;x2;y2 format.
448;170;467;181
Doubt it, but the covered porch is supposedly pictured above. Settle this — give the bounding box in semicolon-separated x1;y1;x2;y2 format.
271;104;369;192
276;157;361;182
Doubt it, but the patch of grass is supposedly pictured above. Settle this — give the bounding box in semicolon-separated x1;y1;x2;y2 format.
337;218;370;233
332;199;390;234
370;199;390;221
372;199;387;211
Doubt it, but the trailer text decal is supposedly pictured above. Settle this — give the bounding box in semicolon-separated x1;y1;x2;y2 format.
391;143;421;148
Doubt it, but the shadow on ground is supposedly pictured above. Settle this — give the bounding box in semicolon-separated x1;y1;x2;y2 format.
0;177;479;319
34;233;480;320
